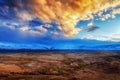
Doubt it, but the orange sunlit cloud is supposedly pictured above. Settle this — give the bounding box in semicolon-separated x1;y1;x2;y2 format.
27;0;120;37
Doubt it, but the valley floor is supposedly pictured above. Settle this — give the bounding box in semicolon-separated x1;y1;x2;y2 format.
0;51;120;80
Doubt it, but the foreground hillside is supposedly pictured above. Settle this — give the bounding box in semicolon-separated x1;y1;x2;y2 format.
0;51;120;80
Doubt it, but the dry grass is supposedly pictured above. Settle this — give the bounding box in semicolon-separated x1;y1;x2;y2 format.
0;51;120;80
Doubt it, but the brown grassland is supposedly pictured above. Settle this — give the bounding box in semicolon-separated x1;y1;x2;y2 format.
0;51;120;80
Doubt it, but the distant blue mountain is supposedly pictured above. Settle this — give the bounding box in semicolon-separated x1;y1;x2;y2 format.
0;39;119;50
52;39;120;50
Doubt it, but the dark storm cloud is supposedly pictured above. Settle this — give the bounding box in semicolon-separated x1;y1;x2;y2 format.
86;26;99;32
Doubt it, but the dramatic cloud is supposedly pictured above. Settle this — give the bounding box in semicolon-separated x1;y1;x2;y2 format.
16;11;36;21
35;26;47;34
86;26;99;32
88;22;94;27
26;0;120;37
82;33;120;42
19;26;47;36
113;8;120;14
19;26;30;31
0;0;120;38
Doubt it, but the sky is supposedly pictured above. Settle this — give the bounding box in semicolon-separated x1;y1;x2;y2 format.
0;0;120;50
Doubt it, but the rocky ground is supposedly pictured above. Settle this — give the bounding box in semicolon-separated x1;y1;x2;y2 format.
0;51;120;80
